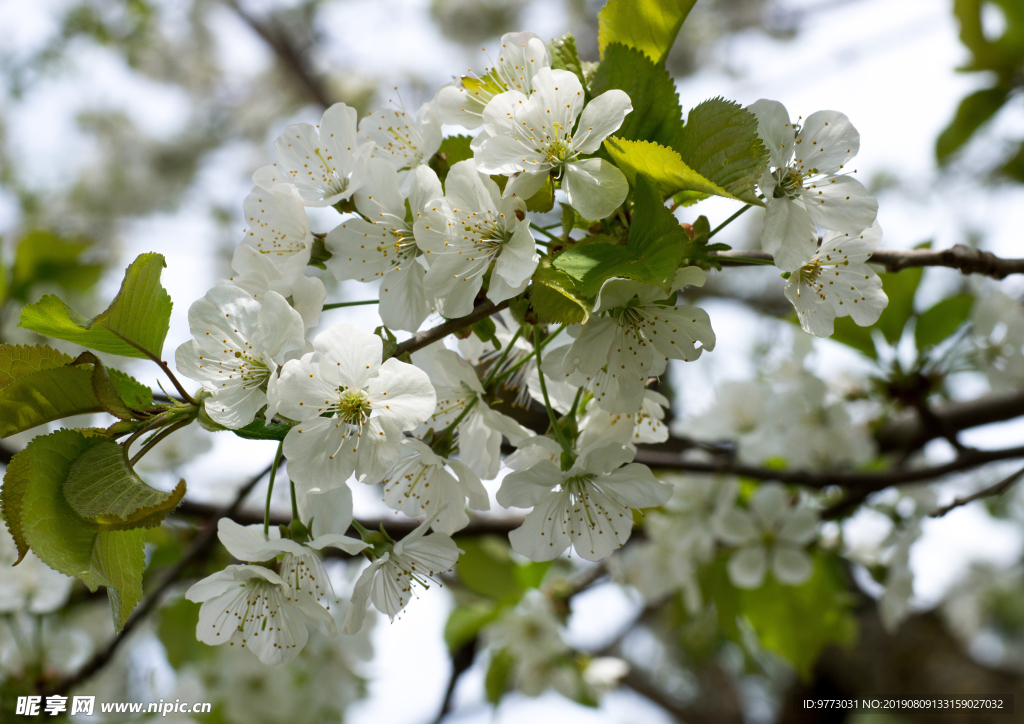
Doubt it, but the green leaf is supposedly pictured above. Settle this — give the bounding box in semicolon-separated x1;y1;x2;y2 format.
9;230;103;303
6;430;107;587
108;369;154;410
432;135;475;184
530;260;592;325
63;439;186;531
702;551;857;680
444;603;500;652
159;597;214;667
591;44;684;151
605;139;742;204
1;445;32;563
485;648;515;704
231;417;291;441
0;365;104;438
553;174;687;295
374;325;398;360
915;294;974;349
0;344;74;388
936;86;1010;163
70;352;135;421
92;528;146;631
524;176;554;213
674;97;768;206
829;316;878;359
455;536;527;604
597;0;698;65
549;33;587;90
20;252;173;359
876;267;924;346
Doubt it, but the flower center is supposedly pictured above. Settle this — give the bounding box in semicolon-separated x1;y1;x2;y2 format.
314;148;352;197
337;389;372;424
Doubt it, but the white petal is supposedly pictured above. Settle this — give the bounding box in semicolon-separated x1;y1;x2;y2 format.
778;508;819;545
508;491;573;561
771;546;813;586
312;322;382;390
562;158;629;221
343;558;386;634
714;508;759;546
256;290;306;363
367;357;436;430
794;110;860;175
760;197;817;272
750;483;788;529
379;260;432;332
800;175;877;234
496;460;561;508
573;90;633;154
283;418;357;491
728;545;768;589
748;99;795;169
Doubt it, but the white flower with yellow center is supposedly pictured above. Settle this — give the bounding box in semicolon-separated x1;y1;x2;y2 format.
270;322;436;490
175;285;305;429
749;99;878;271
577;389;670;450
236;184;315;279
382;438;490;535
326;160;441;331
474;68;632;221
414;158;539;318
785;222;888;337
358;102;442;194
253;102;372;207
497;442;670;562
186;564;336;666
433;31;551;128
554;268;715;405
343;517;460;634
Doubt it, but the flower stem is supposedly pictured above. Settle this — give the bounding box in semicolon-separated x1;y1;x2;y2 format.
532;224;561;243
264;440;284;536
534;328;572;455
128;418;190;466
707;204;751;239
435;396;479;440
322;300;380;310
482;327;523;388
567;387;584;420
493;326;565;386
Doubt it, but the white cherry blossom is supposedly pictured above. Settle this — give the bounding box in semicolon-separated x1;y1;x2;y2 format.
253;102;372;207
434;31;551;128
785;222;888;337
358;102;442;194
414;158;538;317
175;285;305;429
412;345;531;479
749;99;878;271
576;389;670;450
237;184;315;280
552;268;715;405
325;160;441;331
222;246;326;330
0;528;74;614
343;517;460;634
713;483;819;589
474;68;632;220
186;564;336;666
381;438;490;535
497;442;671;561
270;323;436;489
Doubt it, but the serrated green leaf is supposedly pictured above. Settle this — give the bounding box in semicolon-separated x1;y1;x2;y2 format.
597;0;698;65
485;648;515;704
432;135;475;184
92;528;146;631
1;447;32;563
828;316;878;359
11;430;106;587
530;260;592;325
19;252;172;358
10;231;103;303
455;536;526;603
63;439;186;530
675;97;768;206
549;33;587;90
107;369;154;410
552;174;687;295
0;344;74;388
591;44;684;151
71;352;134;421
605;138;742;203
231;417;291;441
444;603;500;652
0;365;103;438
915;294;974;349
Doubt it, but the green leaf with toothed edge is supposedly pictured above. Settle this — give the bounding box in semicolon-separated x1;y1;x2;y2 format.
92;528;146;631
597;0;698;65
62;439;187;531
549;33;587;91
19;252;172;358
530;259;592;325
0;344;74;388
604;139;742;204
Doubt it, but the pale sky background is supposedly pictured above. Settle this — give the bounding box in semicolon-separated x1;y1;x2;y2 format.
3;0;1024;722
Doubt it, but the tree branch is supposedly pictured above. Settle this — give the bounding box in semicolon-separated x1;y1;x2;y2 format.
223;0;336;109
711;245;1024;279
393;300;511;358
929;464;1024;518
40;464;274;697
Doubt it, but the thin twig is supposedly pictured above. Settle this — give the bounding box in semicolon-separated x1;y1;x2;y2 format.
930;464;1024;518
41;463;274;697
103;327;197;405
393;300;511;358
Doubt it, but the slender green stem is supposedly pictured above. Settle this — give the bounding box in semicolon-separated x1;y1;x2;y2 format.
128;418;190;466
567;387;584;420
534;239;550;248
482;327;523;388
290;478;299;524
534;329;572;455
322;300;380;310
264;440;284;536
720;256;776;266
494;326;565;385
707;204;751;239
103;326;197;404
121;414;169;453
532;224;561;242
538;222;562;231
